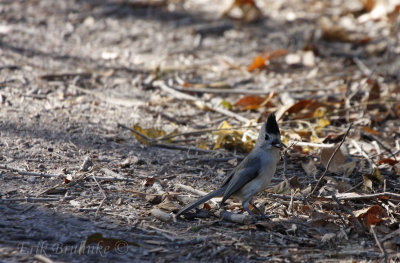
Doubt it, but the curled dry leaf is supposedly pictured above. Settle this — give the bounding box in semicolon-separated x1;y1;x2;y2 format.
362;168;384;192
354;205;387;228
235;95;274;111
363;126;382;135
378;158;398;166
248;49;288;72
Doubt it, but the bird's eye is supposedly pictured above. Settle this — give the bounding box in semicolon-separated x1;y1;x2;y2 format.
265;134;270;141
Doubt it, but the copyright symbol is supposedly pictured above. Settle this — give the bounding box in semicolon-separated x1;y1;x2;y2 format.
115;241;129;254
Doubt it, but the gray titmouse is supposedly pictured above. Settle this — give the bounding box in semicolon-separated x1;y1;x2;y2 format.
176;113;285;222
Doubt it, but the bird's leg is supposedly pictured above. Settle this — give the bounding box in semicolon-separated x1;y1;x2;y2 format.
249;200;268;219
242;200;258;223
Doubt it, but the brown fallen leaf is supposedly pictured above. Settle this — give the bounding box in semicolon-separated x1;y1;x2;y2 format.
354;205;387;228
320;146;346;173
248;49;288;72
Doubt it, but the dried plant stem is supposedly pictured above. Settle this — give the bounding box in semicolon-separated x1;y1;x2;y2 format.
309;123;353;196
370;225;388;262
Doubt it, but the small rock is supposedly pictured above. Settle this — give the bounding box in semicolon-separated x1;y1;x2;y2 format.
27;177;36;184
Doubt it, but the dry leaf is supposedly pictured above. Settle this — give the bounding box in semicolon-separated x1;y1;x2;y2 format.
132;124;166;145
248;50;288;72
363;126;382;135
320;146;346;173
354;205;387;228
378;158;398;166
235;95;265;110
213;121;254;152
362;175;374;192
248;54;267;72
367;80;381;111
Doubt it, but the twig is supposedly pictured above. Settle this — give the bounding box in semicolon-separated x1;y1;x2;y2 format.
93;176;107;218
151;208;173;222
146;225;177;241
153;80;250;123
350;139;374;167
282;151;289;184
34;254;54;263
176;183;220;206
118;123;229;154
309;123;353;196
117;123;156;143
216;210;253;224
335;192;400;201
288;189;295;215
267;193;307;201
151;143;224;154
289;141;334;148
370;225;388;262
331;194;365;233
0;164;60;178
0;196;75;202
88;176;136;182
176;183;209;197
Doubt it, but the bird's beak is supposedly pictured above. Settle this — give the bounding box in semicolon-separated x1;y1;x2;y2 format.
272;140;287;149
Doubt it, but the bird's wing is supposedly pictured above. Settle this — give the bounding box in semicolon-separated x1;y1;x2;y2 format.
221;155;260;204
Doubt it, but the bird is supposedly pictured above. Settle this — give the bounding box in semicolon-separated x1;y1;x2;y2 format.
176;113;285;222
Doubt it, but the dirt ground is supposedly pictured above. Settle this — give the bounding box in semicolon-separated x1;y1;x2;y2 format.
1;0;400;262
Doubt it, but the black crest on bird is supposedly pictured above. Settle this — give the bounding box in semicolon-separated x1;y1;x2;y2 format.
265;113;280;135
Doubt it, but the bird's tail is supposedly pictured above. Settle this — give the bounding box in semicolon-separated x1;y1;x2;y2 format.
176;186;227;217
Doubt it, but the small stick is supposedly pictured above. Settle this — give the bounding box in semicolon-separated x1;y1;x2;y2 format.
331;194;365;233
289;141;334;148
176;183;220;206
336;192;400;201
309;123;353;196
282;151;289;185
350;139;374;167
93;176;107;218
146;225;176;241
88;176;136;182
151;143;222;154
370;225;388;262
216;210;253;224
34;254;54;263
0;164;60;178
176;183;209;197
117;123;156;143
153;81;250;124
151;208;173;222
0;196;74;202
